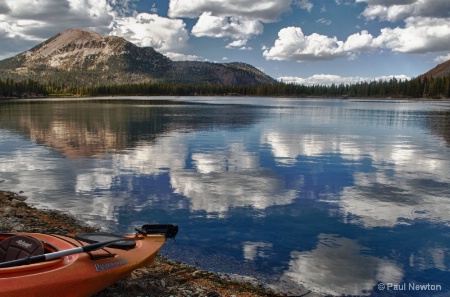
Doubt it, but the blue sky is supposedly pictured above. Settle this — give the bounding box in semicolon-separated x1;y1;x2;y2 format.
1;0;449;85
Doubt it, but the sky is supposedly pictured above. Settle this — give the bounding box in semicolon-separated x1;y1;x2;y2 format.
0;0;450;85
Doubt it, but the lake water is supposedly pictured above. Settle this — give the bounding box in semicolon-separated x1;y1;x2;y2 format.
1;97;450;296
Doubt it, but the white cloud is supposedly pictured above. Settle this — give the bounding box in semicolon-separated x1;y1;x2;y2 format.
150;3;158;14
295;0;314;12
264;13;450;62
374;17;450;54
192;12;263;39
168;0;292;23
1;0;114;36
0;0;117;58
110;13;189;53
348;1;450;56
316;18;332;26
343;30;377;51
434;53;450;64
263;27;371;62
0;0;193;59
226;39;252;50
357;0;450;22
169;0;291;48
164;52;202;61
278;74;410;86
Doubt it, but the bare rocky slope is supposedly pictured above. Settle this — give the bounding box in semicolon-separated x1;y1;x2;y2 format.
420;59;450;78
0;29;275;86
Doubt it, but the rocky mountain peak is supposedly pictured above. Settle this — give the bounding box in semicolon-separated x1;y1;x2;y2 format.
22;28;130;71
0;29;275;86
28;29;103;57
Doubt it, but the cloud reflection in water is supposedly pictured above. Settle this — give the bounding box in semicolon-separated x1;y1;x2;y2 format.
284;234;404;296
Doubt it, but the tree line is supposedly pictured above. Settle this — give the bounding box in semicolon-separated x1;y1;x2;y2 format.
1;75;449;99
0;78;49;98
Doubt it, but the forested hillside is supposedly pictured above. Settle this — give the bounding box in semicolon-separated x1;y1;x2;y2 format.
1;75;449;99
0;78;48;98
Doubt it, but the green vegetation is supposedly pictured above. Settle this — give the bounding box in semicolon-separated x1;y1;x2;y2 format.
1;75;450;99
0;78;48;98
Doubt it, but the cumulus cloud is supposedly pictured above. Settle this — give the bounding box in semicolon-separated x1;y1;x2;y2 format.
279;74;410;86
263;27;367;62
110;13;189;52
344;30;377;51
264;14;450;62
347;0;450;56
374;17;450;54
192;12;263;39
0;0;193;58
225;39;253;50
1;0;114;37
0;0;117;58
169;0;291;49
168;0;292;22
357;0;450;22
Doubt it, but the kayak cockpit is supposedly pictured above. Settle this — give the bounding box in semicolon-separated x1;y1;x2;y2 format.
0;233;60;260
0;234;68;275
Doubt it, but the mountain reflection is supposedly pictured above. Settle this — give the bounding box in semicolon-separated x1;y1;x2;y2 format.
0;99;263;158
1;98;450;296
427;110;450;146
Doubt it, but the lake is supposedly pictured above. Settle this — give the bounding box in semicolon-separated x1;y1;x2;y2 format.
1;97;450;296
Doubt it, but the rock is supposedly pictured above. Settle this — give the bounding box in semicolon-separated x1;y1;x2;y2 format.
10;199;26;207
13;195;28;202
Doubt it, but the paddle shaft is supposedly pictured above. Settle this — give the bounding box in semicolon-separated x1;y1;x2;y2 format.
0;238;130;268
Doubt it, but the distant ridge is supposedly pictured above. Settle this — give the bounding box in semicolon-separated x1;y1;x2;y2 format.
0;28;276;86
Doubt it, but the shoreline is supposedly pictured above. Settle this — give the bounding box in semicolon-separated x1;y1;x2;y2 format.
2;94;450;102
0;189;301;297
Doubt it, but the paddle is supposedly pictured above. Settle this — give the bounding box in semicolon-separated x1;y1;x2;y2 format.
0;238;132;269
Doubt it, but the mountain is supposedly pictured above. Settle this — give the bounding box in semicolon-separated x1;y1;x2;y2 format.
0;29;275;86
420;59;450;78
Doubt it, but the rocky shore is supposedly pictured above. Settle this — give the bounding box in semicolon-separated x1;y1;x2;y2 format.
0;189;293;297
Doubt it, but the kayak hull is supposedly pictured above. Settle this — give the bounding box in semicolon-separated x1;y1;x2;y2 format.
0;232;167;297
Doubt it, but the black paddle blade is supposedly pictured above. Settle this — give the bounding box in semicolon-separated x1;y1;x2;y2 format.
82;238;134;252
140;224;178;239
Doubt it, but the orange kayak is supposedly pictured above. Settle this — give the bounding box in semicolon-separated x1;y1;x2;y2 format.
0;224;178;297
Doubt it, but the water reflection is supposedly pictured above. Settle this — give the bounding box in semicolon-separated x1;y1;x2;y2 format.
427;110;450;146
1;98;450;296
243;241;273;261
0;99;264;158
170;142;297;216
284;234;404;296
